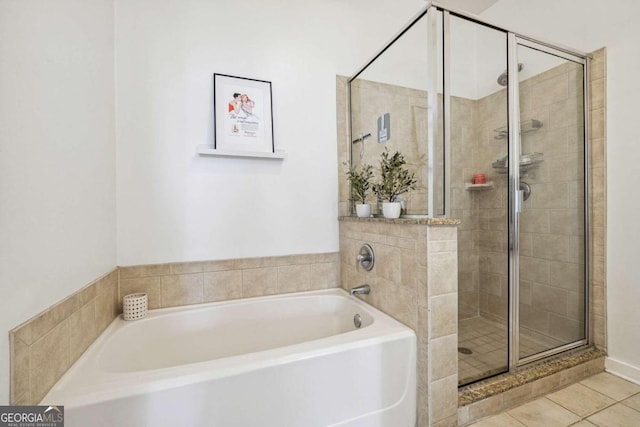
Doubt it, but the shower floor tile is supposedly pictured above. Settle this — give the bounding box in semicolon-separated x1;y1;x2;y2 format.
458;316;558;385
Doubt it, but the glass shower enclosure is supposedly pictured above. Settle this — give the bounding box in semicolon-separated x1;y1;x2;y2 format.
348;1;590;386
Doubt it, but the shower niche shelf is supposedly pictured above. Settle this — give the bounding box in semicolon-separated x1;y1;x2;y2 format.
465;182;494;191
492;152;544;175
494;119;543;140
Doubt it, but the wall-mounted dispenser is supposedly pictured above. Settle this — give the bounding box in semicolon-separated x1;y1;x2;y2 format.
377;113;390;143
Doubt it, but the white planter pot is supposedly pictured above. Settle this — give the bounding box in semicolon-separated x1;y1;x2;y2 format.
382;202;402;219
355;203;372;218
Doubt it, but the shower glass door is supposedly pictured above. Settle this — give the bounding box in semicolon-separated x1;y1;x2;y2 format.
515;41;588;363
448;14;510;386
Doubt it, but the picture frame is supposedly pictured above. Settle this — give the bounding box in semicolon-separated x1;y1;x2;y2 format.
213;73;274;153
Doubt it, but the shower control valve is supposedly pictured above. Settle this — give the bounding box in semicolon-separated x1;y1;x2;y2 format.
356;244;375;271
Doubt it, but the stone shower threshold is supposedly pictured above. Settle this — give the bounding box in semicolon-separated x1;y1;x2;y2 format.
458;347;606;406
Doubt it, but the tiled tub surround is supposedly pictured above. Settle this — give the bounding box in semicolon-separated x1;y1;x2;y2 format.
118;252;340;309
9;270;119;406
9;252;339;406
339;217;460;427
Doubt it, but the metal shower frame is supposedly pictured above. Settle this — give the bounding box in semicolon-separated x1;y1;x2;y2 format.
348;0;592;378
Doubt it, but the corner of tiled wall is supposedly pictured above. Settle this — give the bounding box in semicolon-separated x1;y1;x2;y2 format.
589;47;607;351
427;225;459;427
9;269;119;405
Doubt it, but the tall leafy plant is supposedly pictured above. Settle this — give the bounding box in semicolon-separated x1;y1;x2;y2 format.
372;148;417;202
344;163;374;204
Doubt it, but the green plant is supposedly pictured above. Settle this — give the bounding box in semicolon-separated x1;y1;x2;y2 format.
372;148;417;202
344;162;374;204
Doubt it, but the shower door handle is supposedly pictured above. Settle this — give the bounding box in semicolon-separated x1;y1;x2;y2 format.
515;190;524;213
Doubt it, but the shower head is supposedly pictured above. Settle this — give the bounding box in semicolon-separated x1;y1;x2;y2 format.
497;63;524;86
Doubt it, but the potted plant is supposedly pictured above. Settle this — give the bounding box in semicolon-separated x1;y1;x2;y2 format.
372;148;417;219
345;162;374;218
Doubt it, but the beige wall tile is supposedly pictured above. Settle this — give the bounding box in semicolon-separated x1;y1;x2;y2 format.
235;257;265;269
519;256;550;285
120;277;161;309
309;262;339;290
277;264;310;293
242;267;277;298
14;295;78;346
548;313;583;342
430;334;457;381
531;372;562;397
13;392;31;406
429;226;457;241
77;282;97;306
430;294;457;338
532;234;570;262
432;414;457;427
161;273;204;307
204;270;242;302
30;321;70;404
374;244;401;283
170;261;206;274
119;263;170;279
10;334;29;404
430;375;458;422
94;290;115;334
531;284;568;316
68;301;97;362
466;394;504;423
502;383;534;410
202;259;236;272
428;252;458;297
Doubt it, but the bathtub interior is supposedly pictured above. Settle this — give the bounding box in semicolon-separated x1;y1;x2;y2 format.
99;293;375;372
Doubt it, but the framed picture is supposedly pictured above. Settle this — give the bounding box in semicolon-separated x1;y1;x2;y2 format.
213;73;274;153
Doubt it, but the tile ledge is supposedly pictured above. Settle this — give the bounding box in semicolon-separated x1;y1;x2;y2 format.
338;216;460;225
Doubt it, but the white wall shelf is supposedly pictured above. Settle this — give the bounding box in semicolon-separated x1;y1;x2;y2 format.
196;145;287;159
465;181;494;191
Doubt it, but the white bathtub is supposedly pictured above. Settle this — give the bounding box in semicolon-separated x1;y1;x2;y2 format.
43;288;416;427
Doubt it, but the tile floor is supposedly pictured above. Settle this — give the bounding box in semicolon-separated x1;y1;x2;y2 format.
459;316;560;385
468;372;640;426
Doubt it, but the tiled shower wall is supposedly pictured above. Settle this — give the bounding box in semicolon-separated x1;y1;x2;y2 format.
474;49;607;350
450;96;483;321
9;253;339;406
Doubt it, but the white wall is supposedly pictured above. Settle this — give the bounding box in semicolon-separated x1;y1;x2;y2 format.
114;0;425;265
0;0;116;404
481;0;640;383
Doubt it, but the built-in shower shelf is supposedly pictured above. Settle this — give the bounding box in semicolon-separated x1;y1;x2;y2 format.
492;152;544;174
196;145;287;159
465;182;494;191
494;119;543;140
